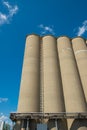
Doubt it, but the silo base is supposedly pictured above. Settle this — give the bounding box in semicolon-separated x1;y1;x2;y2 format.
70;119;87;130
14;119;37;130
47;119;56;130
29;120;37;130
47;119;67;130
21;120;27;130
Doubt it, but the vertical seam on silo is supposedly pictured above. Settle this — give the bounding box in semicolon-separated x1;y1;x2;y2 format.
56;38;66;112
40;38;42;112
42;39;44;113
40;38;44;113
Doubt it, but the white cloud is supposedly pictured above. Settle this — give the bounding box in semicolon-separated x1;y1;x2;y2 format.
38;24;55;35
0;98;8;103
76;20;87;36
0;13;8;25
9;6;18;17
3;1;12;9
0;1;18;26
3;1;18;17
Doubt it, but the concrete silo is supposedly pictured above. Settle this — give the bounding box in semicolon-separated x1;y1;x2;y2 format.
17;35;40;130
42;35;65;113
42;36;66;130
72;37;87;102
57;36;87;130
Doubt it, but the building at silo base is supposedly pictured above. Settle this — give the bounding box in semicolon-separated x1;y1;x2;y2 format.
13;120;37;130
13;119;67;130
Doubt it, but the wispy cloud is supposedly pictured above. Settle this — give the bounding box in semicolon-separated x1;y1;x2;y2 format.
0;98;8;103
0;1;18;26
0;13;8;25
38;24;55;35
3;1;18;17
76;20;87;36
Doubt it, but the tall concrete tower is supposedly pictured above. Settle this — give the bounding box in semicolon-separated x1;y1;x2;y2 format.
17;35;40;130
18;35;40;113
10;34;87;130
72;38;87;102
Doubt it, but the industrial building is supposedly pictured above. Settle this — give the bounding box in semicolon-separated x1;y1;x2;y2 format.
0;121;4;130
10;35;87;130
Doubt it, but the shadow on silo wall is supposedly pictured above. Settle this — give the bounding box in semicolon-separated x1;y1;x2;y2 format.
29;119;37;130
70;119;87;130
47;119;67;130
13;121;21;130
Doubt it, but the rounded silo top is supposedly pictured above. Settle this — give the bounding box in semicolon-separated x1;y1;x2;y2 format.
42;35;56;45
57;36;71;48
57;36;72;53
26;33;40;39
72;37;86;52
25;34;40;58
42;35;57;57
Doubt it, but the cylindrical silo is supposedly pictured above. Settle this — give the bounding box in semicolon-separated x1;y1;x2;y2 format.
17;34;40;113
42;35;65;113
72;37;87;102
42;36;65;130
57;36;87;130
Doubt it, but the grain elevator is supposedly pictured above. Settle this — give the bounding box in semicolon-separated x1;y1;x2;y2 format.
10;34;87;130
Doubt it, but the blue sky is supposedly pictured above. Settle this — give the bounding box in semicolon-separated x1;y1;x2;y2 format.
0;0;87;124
